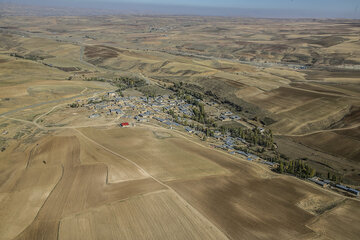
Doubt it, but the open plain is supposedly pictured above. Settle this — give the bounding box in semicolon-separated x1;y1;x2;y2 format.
0;5;360;240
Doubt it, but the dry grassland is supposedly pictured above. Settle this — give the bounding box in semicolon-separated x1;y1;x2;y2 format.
0;80;111;116
169;176;319;240
0;55;67;86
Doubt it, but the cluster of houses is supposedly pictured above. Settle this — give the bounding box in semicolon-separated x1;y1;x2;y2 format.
84;93;171;122
219;111;241;121
207;135;265;162
84;92;246;132
335;183;360;196
153;117;181;128
82;92;217;127
212;135;246;149
84;92;236;129
308;177;359;196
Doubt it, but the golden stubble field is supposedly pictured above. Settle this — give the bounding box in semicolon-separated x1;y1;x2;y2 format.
0;118;359;239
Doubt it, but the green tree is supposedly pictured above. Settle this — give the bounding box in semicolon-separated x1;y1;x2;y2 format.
309;168;316;178
279;161;284;173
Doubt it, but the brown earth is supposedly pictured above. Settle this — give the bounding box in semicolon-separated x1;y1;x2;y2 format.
10;134;165;240
292;128;360;163
329;106;360;129
84;45;119;63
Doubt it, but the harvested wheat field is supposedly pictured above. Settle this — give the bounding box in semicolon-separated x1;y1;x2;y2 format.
0;123;359;240
59;190;227;240
78;127;230;181
1;133;165;240
308;200;360;240
74;126;360;240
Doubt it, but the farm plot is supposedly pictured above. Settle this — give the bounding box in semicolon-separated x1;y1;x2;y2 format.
292;128;360;163
76;131;148;183
11;134;165;240
79;127;229;181
308;200;360;240
59;190;228;240
0;166;62;240
168;174;346;240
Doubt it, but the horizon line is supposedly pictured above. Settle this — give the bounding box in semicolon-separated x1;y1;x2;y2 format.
1;2;359;20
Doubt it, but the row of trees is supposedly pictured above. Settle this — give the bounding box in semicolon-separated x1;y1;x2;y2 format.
10;53;45;61
277;159;316;179
114;76;147;90
327;172;343;183
85;76;147;90
166;110;215;138
168;90;216;127
219;126;274;148
192;103;210;124
169;82;204;100
84;77;105;82
167;82;344;183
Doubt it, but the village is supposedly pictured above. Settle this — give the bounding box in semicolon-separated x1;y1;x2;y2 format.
74;91;269;160
68;90;360;198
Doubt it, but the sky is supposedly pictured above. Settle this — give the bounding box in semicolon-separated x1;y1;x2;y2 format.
106;0;359;10
1;0;359;18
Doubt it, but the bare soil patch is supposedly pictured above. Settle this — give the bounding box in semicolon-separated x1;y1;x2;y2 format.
168;175;335;240
293;129;360;163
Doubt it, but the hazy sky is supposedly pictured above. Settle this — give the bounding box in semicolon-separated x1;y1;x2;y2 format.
103;0;359;10
1;0;360;18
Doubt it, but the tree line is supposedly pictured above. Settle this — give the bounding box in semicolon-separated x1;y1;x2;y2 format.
277;159;316;179
219;125;274;148
113;76;147;90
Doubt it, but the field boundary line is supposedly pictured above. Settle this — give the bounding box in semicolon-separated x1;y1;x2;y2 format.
73;128;231;240
12;164;64;240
